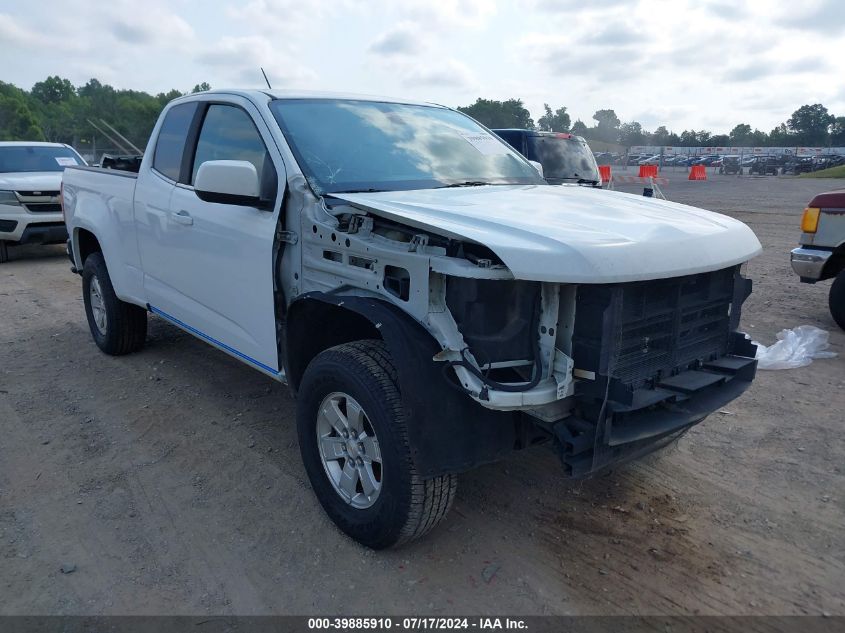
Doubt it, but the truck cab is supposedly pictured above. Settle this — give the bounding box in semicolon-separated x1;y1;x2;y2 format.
62;90;762;548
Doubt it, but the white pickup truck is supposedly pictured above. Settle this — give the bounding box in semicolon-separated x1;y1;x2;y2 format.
62;90;762;549
0;141;86;263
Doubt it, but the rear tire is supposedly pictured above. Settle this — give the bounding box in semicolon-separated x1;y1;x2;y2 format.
0;240;8;263
830;270;845;331
297;340;457;549
82;252;147;355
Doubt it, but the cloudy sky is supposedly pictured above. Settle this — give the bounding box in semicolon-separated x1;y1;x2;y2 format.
1;0;843;133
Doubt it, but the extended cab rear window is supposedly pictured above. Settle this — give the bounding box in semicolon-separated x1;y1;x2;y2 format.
153;103;198;181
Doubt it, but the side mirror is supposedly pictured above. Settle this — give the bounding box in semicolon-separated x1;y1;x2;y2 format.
194;160;262;206
528;160;544;178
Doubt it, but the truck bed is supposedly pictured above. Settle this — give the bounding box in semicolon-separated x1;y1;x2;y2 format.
66;165;139;179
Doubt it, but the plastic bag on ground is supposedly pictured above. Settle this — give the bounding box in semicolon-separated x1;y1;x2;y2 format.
753;325;838;370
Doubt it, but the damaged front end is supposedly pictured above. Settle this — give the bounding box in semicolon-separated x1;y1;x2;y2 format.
299;198;757;478
431;267;757;478
552;267;757;476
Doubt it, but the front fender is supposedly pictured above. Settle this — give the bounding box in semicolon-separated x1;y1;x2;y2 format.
287;293;528;477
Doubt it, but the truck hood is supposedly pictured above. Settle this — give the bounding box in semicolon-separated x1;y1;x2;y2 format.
331;185;762;283
0;172;63;192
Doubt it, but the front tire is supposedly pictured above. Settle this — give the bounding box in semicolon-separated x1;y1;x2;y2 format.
297;340;457;549
830;270;845;331
82;252;147;355
0;240;8;263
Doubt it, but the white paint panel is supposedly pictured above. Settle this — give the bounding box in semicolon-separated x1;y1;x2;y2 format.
332;184;762;283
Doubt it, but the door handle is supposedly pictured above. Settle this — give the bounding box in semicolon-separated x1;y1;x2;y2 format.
171;210;193;226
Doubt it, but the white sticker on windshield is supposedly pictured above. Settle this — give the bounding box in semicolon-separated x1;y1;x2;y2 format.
459;131;509;155
55;157;78;166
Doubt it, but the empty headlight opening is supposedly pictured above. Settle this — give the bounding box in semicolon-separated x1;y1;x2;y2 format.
444;278;543;394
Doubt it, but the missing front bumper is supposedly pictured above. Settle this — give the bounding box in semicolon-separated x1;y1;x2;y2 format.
552;353;756;477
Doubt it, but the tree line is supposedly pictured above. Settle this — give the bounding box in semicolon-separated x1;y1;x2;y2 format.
0;76;211;153
457;99;845;148
2;76;844;150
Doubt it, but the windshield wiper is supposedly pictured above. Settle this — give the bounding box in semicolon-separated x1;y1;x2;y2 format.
435;181;490;189
330;188;385;194
552;175;599;184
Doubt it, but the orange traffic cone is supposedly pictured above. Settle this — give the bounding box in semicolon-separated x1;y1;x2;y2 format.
638;164;658;178
688;165;707;180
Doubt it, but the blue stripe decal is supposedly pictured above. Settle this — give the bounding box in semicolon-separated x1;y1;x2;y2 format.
149;305;279;376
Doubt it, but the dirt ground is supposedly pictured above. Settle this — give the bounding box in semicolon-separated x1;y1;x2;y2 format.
1;175;843;616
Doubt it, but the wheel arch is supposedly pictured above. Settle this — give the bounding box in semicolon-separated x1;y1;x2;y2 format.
284;295;384;393
74;227;102;268
821;242;845;281
285;292;534;477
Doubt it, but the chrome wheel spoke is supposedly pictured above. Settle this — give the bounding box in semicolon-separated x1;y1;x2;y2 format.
359;463;379;497
346;399;364;432
321;399;348;436
338;459;359;499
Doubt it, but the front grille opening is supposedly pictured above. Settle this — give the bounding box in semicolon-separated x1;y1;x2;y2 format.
16;190;60;197
573;266;739;392
24;203;62;213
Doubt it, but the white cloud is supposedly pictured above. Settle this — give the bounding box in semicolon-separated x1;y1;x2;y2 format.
402;59;476;88
196;35;317;87
0;0;843;132
368;22;426;56
401;0;498;28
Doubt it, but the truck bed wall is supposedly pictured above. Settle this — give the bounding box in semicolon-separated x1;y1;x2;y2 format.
63;167;146;305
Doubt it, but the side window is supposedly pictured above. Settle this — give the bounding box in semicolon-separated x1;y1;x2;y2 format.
191;105;275;197
153;103;197;181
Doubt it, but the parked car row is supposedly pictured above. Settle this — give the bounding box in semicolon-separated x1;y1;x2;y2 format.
782;154;845;175
603;151;845;176
592;151;624;165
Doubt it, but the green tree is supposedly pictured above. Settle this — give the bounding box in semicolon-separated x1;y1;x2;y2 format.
536;104;570;132
769;122;794;146
457;98;534;129
787;104;834;145
570;119;588;136
0;92;44;140
591;109;620;143
831;117;845;146
729;123;752;145
31;76;76;104
157;89;184;107
650;126;680;147
748;129;769;146
618;121;646;147
679;130;698;146
191;82;211;93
